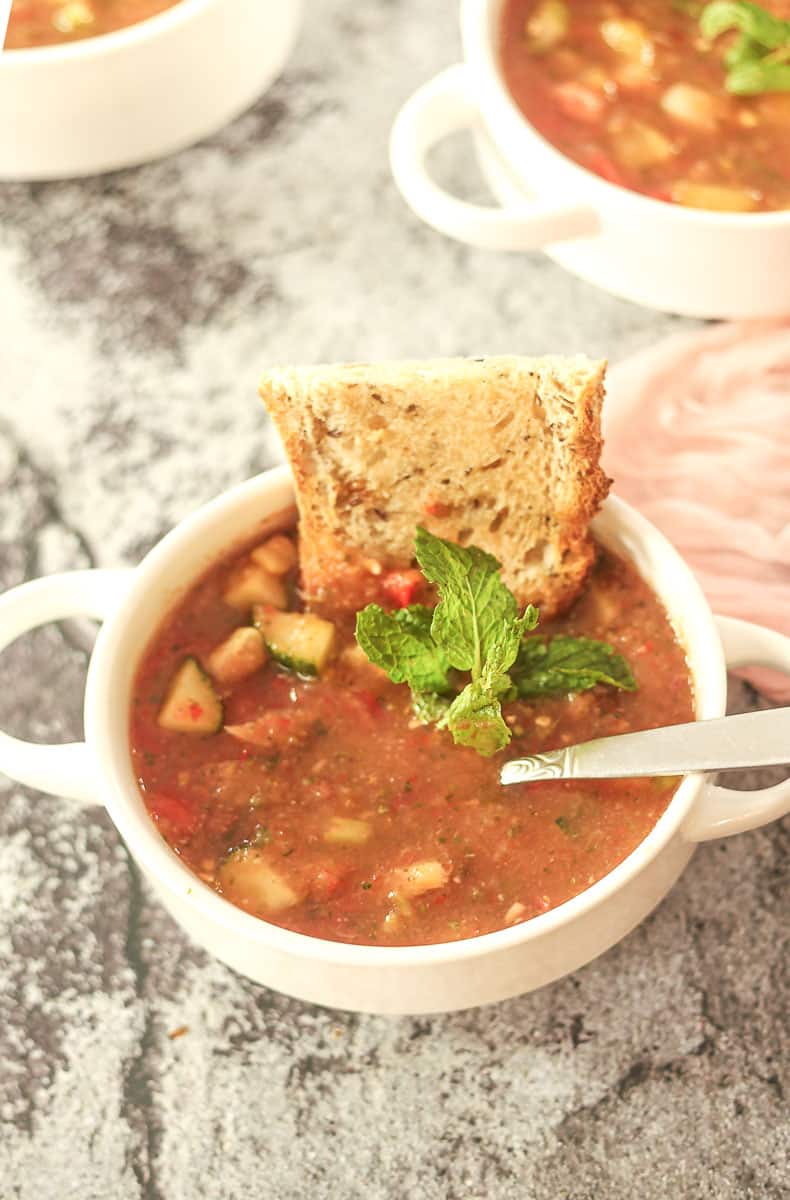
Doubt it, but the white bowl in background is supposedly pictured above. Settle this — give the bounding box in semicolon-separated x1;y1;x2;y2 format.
389;0;790;318
0;0;303;180
0;466;788;1014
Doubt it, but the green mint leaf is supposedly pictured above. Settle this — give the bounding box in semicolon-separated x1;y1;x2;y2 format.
701;1;790;49
445;670;513;757
724;31;763;67
411;691;452;725
358;527;547;758
513;636;637;698
726;56;790;91
355;603;451;694
414;526;533;675
493;603;540;671
701;2;790;93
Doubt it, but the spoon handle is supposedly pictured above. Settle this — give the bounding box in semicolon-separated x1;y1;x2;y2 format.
500;707;790;785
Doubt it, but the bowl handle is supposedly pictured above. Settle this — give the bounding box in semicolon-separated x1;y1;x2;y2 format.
0;569;134;807
389;64;599;251
684;615;790;842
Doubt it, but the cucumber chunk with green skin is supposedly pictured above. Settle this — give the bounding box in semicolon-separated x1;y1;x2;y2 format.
158;657;223;734
252;606;337;676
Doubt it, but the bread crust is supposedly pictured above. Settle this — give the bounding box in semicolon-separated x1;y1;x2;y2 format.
260;356;610;618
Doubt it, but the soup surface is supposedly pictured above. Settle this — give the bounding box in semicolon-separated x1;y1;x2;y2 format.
129;528;694;947
500;0;790;211
5;0;181;48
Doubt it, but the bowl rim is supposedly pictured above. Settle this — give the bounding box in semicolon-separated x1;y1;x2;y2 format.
1;0;212;62
461;0;790;229
85;465;726;970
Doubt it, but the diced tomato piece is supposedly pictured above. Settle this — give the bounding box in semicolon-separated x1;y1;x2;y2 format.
381;569;423;608
647;188;672;204
348;689;383;719
424;498;451;518
149;793;198;836
584;150;626;187
553;81;605;124
311;867;344;901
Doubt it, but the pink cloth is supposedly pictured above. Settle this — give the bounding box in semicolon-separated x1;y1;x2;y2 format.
604;321;790;700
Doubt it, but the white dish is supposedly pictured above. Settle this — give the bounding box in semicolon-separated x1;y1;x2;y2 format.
0;466;789;1014
389;0;790;318
0;0;303;180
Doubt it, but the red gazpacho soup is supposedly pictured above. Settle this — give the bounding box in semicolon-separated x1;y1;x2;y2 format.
5;0;181;48
129;522;694;947
500;0;790;211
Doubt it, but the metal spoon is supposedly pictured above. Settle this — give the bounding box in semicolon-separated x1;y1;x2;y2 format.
500;708;790;786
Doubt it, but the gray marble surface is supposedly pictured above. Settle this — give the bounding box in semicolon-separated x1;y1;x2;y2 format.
0;2;787;1197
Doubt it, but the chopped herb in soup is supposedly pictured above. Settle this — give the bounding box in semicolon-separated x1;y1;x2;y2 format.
129;524;693;947
5;0;181;48
500;0;790;211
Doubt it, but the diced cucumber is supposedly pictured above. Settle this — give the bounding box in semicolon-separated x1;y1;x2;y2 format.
250;534;297;576
389;860;449;899
323;817;372;846
252;606;336;676
206;626;267;684
218;846;300;913
158;657;223;734
526;0;569;51
223;562;287;611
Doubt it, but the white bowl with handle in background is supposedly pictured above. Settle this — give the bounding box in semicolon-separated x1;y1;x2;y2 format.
389;0;790;319
0;0;303;180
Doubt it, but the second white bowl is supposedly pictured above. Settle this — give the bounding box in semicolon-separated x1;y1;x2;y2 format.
389;0;790;318
0;0;303;180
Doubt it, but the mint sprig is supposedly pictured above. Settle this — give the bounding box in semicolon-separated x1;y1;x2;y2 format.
355;528;636;758
512;636;637;698
355;603;451;695
413;528;535;675
416;528;539;754
701;1;790;93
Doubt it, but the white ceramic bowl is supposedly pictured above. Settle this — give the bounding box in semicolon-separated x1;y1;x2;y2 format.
1;466;789;1014
0;0;303;180
389;0;790;318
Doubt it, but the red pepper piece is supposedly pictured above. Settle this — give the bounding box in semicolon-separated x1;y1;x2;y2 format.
381;569;423;608
584;150;626;188
312;868;343;901
350;689;383;718
149;793;197;835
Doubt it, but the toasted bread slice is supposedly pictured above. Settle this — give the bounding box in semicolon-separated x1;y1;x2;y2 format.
259;356;609;618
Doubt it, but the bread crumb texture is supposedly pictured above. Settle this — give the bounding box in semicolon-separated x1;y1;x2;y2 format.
260;356;610;618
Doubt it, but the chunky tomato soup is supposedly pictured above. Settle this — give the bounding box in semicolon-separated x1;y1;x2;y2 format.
129;525;694;947
500;0;790;211
5;0;181;47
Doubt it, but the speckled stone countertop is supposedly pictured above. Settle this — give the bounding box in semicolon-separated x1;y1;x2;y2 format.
0;3;787;1197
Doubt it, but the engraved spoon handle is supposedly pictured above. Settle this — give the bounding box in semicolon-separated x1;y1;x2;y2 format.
500;708;790;785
